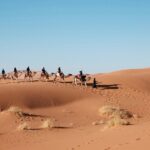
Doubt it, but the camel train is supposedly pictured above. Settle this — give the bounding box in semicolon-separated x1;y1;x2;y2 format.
0;67;92;87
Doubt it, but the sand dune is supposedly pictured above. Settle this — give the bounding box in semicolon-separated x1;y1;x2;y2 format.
94;68;150;92
0;68;150;150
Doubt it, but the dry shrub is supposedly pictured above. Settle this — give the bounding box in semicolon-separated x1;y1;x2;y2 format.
7;106;23;116
41;119;55;129
92;120;105;126
99;105;132;119
99;105;132;128
106;117;130;128
17;122;30;130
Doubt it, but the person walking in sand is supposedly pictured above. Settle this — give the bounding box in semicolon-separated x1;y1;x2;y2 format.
92;78;97;89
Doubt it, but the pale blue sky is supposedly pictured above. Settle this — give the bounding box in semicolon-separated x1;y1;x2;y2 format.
0;0;150;74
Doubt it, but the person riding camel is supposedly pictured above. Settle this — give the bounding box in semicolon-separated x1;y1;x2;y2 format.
79;70;86;82
42;67;46;75
26;66;31;75
14;67;18;74
79;70;83;77
2;69;6;78
58;67;62;74
58;67;63;76
2;69;5;75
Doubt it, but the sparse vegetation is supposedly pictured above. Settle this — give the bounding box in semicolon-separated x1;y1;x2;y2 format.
106;117;130;128
17;122;30;130
41;119;55;129
7;106;23;116
92;120;105;126
7;106;22;113
99;105;132;119
99;105;132;128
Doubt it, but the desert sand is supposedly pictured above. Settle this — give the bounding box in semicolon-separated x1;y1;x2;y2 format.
1;68;150;150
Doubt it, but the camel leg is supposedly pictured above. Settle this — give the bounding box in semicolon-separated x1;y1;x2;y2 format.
24;75;28;82
84;81;87;87
53;76;57;83
74;78;77;86
47;76;50;82
40;76;43;82
30;76;33;82
61;76;65;83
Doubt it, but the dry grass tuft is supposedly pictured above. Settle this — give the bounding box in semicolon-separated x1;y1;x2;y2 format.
99;105;132;119
92;120;105;126
41;119;55;129
17;122;30;131
106;117;130;128
7;106;23;116
99;105;132;128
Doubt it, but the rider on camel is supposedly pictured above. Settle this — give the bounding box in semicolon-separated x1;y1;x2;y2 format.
58;67;62;76
2;69;5;75
14;67;18;74
26;66;31;75
58;67;62;75
79;70;86;82
42;67;46;75
2;69;6;78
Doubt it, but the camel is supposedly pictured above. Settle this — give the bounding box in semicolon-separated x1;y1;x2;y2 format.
11;71;22;80
0;73;14;80
73;74;91;87
24;71;36;82
52;72;72;83
0;74;7;80
40;71;50;81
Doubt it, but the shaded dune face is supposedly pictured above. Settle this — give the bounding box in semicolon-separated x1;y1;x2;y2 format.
0;83;87;110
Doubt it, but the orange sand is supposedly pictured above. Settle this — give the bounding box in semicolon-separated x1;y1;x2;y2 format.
1;68;150;150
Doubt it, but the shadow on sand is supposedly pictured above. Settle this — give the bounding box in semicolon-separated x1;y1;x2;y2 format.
25;126;73;131
0;79;120;90
22;112;50;118
87;83;120;90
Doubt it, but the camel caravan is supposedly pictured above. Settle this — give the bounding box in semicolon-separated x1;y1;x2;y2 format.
0;67;95;87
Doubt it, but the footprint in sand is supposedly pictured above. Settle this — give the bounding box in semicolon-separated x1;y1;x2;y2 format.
135;137;141;141
104;147;111;150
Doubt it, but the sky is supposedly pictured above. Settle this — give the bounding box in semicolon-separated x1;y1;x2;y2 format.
0;0;150;74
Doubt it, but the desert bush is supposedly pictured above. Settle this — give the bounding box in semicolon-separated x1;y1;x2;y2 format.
7;106;23;116
17;122;30;130
99;105;132;128
106;117;130;128
41;119;54;129
99;105;132;119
